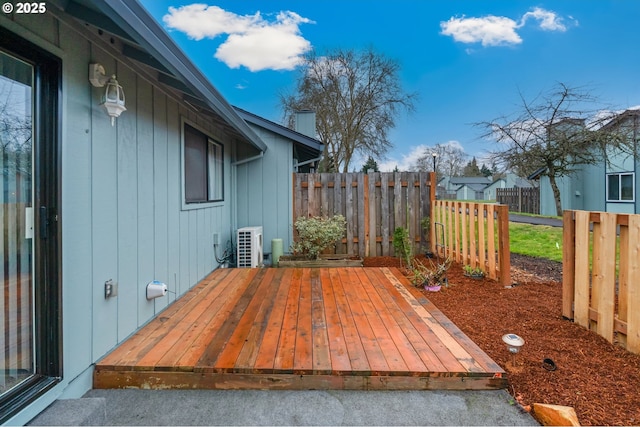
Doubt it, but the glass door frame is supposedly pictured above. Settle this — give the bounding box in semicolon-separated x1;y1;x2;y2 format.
0;26;61;423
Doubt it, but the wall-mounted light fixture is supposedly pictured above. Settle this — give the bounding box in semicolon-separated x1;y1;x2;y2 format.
89;63;126;126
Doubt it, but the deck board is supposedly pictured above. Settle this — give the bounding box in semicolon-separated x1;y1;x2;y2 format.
94;267;507;390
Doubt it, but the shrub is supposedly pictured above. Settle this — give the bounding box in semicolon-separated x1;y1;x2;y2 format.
393;227;412;266
292;215;347;260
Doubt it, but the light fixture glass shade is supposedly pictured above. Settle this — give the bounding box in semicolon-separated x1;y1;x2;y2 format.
101;75;126;126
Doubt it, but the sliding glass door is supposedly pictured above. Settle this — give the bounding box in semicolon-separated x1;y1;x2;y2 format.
0;28;60;423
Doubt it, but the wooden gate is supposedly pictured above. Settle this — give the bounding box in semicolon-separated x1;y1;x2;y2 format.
562;210;640;354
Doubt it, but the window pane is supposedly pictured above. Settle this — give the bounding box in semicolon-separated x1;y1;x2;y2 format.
621;174;634;201
184;125;207;202
607;175;619;201
0;51;34;396
208;140;223;201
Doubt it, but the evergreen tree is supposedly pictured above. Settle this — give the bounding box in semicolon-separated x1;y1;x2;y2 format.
462;157;482;176
361;156;380;173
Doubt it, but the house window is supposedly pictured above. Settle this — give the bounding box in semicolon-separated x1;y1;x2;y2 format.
184;123;224;203
606;172;634;202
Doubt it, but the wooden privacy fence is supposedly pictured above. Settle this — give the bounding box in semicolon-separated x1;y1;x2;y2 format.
496;187;540;215
293;172;435;258
562;210;640;354
431;201;511;286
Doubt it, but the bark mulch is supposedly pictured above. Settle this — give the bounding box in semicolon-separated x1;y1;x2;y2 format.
363;254;640;426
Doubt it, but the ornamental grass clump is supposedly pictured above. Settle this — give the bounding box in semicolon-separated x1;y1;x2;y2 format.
292;215;347;260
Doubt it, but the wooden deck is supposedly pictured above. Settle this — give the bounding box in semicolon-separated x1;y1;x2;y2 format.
94;267;506;390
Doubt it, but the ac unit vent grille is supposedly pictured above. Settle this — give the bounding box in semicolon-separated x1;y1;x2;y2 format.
237;226;263;268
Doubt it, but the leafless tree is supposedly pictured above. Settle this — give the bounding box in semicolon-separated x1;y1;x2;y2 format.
281;47;417;172
476;83;630;216
413;143;468;178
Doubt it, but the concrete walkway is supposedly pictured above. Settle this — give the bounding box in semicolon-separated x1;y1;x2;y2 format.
29;389;538;426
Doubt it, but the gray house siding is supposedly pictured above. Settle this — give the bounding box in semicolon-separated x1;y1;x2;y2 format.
2;10;242;424
235;126;294;258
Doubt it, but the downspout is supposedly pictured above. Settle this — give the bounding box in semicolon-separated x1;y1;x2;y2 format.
230;150;265;253
231;151;264;166
294;156;322;172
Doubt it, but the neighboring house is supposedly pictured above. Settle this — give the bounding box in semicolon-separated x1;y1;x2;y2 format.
0;1;321;424
437;176;492;200
483;173;534;200
530;109;639;216
233;107;323;258
455;183;487;200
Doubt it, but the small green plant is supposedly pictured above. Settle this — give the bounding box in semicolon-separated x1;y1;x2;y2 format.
392;227;412;266
292;215;347;260
463;265;485;278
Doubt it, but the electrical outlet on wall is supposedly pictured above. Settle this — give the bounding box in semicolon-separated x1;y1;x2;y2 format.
213;232;220;246
105;279;118;299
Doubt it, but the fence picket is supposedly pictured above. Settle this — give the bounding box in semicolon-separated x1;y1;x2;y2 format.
627;215;640;353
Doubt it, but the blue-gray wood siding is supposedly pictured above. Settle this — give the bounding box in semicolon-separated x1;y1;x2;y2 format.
235;125;293;258
3;11;237;408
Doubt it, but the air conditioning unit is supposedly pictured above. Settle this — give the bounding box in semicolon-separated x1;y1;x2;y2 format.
237;226;263;268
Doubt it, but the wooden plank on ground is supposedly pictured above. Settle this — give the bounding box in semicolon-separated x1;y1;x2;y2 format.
379;268;466;372
234;268;288;373
311;269;332;374
364;268;447;372
253;268;294;372
173;270;254;370
273;268;303;372
148;269;245;369
320;268;352;373
339;268;389;373
213;269;280;372
294;268;313;373
195;268;266;372
352;269;409;374
329;269;370;372
362;268;428;372
380;268;484;373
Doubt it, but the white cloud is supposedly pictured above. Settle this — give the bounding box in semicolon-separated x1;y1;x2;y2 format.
440;8;574;47
162;5;313;71
519;7;567;31
379;145;429;172
440;15;521;47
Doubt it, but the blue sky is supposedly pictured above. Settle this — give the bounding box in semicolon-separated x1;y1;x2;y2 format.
139;1;640;171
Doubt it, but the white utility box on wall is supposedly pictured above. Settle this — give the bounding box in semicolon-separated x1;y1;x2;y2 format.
237;226;263;268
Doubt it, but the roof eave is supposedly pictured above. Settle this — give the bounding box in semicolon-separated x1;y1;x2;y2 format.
88;0;267;153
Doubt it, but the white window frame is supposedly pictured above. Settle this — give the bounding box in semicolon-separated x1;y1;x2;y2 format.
181;120;224;209
606;172;635;202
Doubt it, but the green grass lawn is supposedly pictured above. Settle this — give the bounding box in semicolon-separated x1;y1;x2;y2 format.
509;222;564;262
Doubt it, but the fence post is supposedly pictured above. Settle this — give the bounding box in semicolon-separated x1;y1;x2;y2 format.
562;210;576;319
496;204;511;287
429;172;436;254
